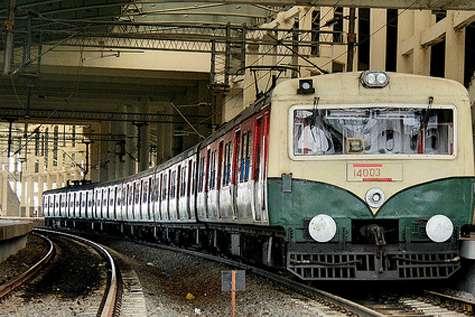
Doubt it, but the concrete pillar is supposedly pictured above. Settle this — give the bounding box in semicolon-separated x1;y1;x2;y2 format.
107;124;117;181
56;173;63;188
413;11;431;75
99;122;111;182
27;176;34;217
38;174;44;216
46;173;52;191
112;105;128;179
127;104;138;176
156;104;174;165
1;173;7;215
20;174;27;214
370;9;387;70
139;123;150;172
445;13;465;83
133;99;151;172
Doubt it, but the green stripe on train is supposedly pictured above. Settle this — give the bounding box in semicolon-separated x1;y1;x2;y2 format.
267;177;474;242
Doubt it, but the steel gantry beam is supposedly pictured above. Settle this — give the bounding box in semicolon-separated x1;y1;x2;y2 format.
0;107;213;125
133;0;475;10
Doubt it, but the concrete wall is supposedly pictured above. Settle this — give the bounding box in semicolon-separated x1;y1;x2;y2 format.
0;235;27;263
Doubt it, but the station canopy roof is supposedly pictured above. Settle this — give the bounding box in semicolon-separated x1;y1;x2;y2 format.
0;0;284;52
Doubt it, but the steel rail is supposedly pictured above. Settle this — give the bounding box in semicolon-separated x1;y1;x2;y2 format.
126;239;385;317
424;289;475;314
34;228;118;317
0;232;55;299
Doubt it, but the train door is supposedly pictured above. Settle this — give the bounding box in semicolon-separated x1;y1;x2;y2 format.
156;173;162;221
219;135;234;221
53;194;58;217
103;188;108;220
80;191;85;218
236;125;253;221
186;159;193;220
205;149;211;219
149;176;155;221
43;195;48;217
116;185;121;221
122;183;128;220
252;113;269;222
67;192;72;218
141;178;149;221
108;186;114;220
73;192;78;218
169;169;177;220
71;192;75;218
196;153;207;220
177;165;183;220
189;159;196;220
231;130;240;220
98;189;102;219
134;181;140;221
160;172;169;221
155;174;161;221
60;193;66;218
127;183;134;220
216;141;223;219
87;190;93;219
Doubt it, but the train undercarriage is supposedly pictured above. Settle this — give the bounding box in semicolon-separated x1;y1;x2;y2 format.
46;217;462;281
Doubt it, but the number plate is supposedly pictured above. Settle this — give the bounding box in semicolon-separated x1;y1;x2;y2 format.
347;163;402;182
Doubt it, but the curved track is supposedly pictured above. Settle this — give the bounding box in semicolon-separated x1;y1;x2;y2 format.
0;232;55;299
34;228;119;317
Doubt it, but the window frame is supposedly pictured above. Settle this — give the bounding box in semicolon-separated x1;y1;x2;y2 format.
288;103;458;161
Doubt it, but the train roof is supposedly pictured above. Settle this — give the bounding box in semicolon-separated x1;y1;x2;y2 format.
44;91;270;195
272;72;470;108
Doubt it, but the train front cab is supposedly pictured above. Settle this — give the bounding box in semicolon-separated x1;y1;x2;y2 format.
267;72;475;280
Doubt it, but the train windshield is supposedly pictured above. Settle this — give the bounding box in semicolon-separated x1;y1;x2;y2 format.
293;107;454;156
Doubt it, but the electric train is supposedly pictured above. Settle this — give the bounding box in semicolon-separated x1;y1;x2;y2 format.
44;71;475;280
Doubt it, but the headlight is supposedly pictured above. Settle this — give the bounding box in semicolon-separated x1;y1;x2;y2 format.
365;188;385;208
308;214;337;243
360;71;389;88
426;215;454;243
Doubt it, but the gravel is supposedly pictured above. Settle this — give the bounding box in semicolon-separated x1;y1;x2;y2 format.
0;236;108;317
95;237;346;317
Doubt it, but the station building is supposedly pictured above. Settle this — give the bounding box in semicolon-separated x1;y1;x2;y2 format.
0;4;474;217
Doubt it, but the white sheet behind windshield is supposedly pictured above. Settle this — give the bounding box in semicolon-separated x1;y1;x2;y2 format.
293;108;454;156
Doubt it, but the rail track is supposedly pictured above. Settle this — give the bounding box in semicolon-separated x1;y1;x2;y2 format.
34;228;119;317
41;227;475;317
122;238;475;317
0;232;55;299
104;237;385;317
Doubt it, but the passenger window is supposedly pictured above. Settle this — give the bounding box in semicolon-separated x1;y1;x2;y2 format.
209;150;216;190
222;142;232;186
197;156;205;192
180;166;187;197
240;132;252;182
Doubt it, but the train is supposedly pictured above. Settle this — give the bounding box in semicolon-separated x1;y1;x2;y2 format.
44;71;475;280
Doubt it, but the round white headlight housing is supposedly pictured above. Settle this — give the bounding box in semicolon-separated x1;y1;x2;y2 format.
308;214;337;243
426;214;454;243
361;71;389;88
366;73;376;85
365;188;385;208
376;73;388;85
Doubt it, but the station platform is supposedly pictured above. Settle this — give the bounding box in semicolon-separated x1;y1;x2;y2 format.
0;219;33;263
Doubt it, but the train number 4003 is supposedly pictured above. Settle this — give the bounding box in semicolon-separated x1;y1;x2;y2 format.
354;168;381;177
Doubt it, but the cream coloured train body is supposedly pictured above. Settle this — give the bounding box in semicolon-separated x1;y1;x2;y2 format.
44;72;475;280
